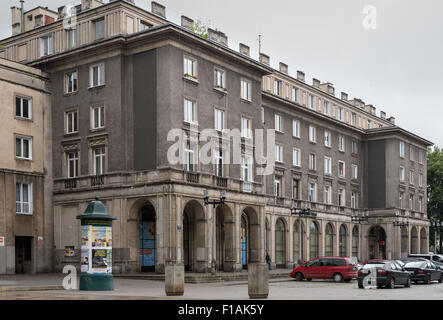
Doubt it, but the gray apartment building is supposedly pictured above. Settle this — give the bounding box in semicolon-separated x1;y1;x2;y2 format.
0;0;432;274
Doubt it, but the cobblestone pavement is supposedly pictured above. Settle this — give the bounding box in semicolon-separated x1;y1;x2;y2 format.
1;277;443;300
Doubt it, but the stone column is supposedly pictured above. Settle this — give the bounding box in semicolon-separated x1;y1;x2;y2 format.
248;263;269;299
270;215;276;269
386;223;393;260
347;224;353;257
288;218;294;267
318;220;325;257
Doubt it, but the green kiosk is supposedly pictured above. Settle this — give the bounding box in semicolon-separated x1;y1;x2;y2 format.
77;197;116;291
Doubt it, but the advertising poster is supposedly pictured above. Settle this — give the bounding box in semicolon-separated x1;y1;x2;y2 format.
81;248;89;272
81;225;112;274
81;225;89;247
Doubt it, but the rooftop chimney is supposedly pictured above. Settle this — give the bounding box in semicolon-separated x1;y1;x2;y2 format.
380;111;386;119
388;116;396;125
312;78;320;88
297;71;305;82
365;104;376;115
151;1;166;18
259;53;270;66
11;6;22;35
279;62;288;74
320;82;335;96
239;43;250;57
208;28;228;46
341;92;348;101
181;15;193;30
81;0;104;11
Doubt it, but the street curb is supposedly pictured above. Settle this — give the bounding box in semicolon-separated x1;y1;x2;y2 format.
0;285;64;293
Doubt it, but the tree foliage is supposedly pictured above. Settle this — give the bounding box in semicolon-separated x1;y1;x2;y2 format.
427;146;443;221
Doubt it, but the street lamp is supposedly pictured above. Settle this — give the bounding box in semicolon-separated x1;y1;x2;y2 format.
393;217;409;227
290;202;316;266
204;189;226;274
430;220;443;254
351;211;369;223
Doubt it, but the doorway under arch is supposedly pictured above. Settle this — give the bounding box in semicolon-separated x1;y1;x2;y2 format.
275;218;286;268
411;227;419;254
182;200;207;272
140;203;156;272
368;226;386;260
339;224;347;257
325;223;334;257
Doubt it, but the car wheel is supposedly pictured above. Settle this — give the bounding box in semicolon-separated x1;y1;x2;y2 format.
405;277;411;288
295;272;303;281
413;280;418;284
333;273;343;283
387;277;395;289
306;278;312;281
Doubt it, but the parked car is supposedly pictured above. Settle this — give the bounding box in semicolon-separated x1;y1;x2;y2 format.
357;261;411;289
290;257;358;283
408;254;443;270
362;259;388;265
394;260;406;268
404;260;443;284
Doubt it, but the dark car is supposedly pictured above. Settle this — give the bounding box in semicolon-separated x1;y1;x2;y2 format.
362;259;388;265
358;261;411;289
408;254;443;271
290;257;358;282
404;260;442;284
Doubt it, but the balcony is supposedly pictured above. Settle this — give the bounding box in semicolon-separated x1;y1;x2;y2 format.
64;178;77;189
186;172;200;184
215;176;227;188
91;175;104;187
275;197;284;206
242;181;252;193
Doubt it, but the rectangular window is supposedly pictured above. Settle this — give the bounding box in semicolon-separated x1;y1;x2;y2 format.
410;146;415;161
184;99;196;123
409;171;414;185
338;135;345;152
418;174;423;187
309;183;317;202
367;119;372;129
292;179;299;200
351;191;357;209
66;110;78;134
185;141;195;172
140;21;151;31
352;164;358;179
323;101;330;116
241;79;252;101
66;28;77;49
292;120;300;138
324;156;332;175
94;18;105;40
352;140;358;154
338;107;344;122
214;68;226;89
338;160;346;178
309;125;316;143
409;194;414;210
39;35;53;57
351;113;357;126
399;192;404;209
261;107;265;125
324;185;331;204
338;188;345;207
274;176;282;197
93;147;105;175
241;116;251;138
15;96;32;119
324;130;331;147
293;148;301;167
274;79;281;96
65;71;78;93
418;196;423;212
215;149;223;177
241;155;252;182
308;94;315;110
400;166;405;181
418;150;423;164
15;136;32;160
275;145;283;163
309;153;317;171
275;114;282;132
214;108;225;131
399;141;405;158
90;63;105;87
16;183;32;214
91;106;105;130
67;151;79;178
184;56;197;79
292;87;300;103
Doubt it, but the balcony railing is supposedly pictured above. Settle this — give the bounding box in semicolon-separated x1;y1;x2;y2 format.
215;176;227;188
64;178;77;189
275;197;284;206
91;175;104;187
242;181;252;193
186;172;200;184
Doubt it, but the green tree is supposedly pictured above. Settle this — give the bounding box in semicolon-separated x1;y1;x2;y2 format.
427;146;443;252
190;20;209;39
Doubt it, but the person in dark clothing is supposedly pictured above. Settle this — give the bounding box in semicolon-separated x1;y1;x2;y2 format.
266;252;271;270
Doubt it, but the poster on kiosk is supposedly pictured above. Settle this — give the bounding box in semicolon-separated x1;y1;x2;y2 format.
81;225;112;274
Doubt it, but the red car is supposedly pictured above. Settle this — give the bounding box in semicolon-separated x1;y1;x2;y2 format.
290;257;358;282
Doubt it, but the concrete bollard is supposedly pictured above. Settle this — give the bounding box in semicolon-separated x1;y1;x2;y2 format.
165;263;184;296
248;263;269;299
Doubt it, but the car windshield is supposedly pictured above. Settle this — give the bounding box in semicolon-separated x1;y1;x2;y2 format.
405;261;426;268
433;256;443;263
347;258;357;265
362;263;385;269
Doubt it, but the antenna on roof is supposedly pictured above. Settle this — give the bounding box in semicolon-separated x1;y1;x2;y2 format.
258;34;262;55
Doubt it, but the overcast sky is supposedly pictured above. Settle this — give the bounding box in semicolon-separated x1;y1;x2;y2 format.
2;0;442;147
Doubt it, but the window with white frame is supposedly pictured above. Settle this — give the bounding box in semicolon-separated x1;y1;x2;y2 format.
338;135;345;152
399;141;405;158
275;114;282;132
418;196;423;212
67;151;79;178
94;18;105;40
241;155;252;182
40;35;53;57
66;110;78;134
418;173;423;187
352;140;358;154
184;141;195;172
308;94;315;110
16;182;32;214
338;107;344;122
184;56;197;79
324;185;332;204
309;153;317;171
409;171;414;184
215;149;223;177
399;192;404;208
338;188;345;207
293;148;301;167
66;28;77;49
65;71;78;93
409;146;414;161
352;164;358;180
367;119;372;129
292;87;300;103
418;150;423;164
338;160;345;178
241;116;251;138
292;120;300;138
273;79;282;96
351;191;357;208
91;105;105;130
309;125;316;143
140;21;152;31
409;194;414;210
93;147;105;175
324;130;331;147
184;99;196;123
15;96;32;119
293;179;300;199
400;166;405;181
214;108;225;131
309;182;317;202
214;68;226;89
351;113;357;126
274;176;282;197
323;101;330;116
324;156;332;175
15;136;32;160
275;145;283;163
241;79;252;101
90;63;105;87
